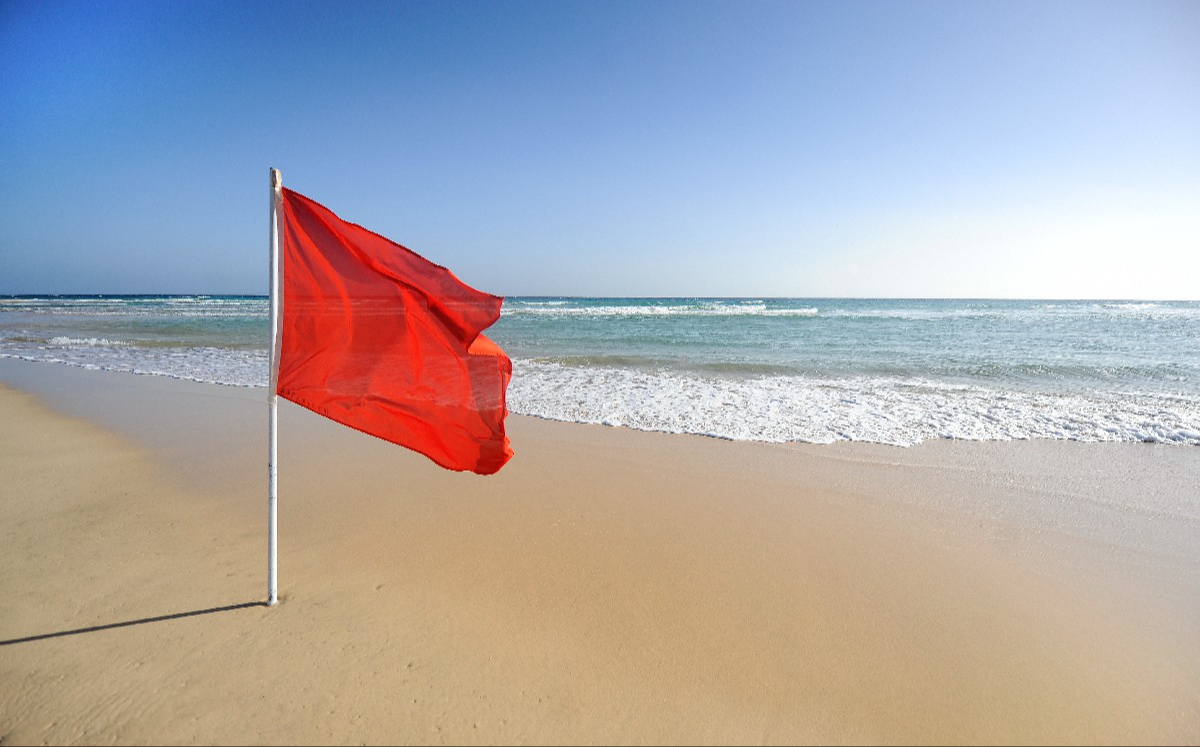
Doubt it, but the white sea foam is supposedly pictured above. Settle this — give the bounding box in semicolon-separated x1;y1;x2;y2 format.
47;336;130;347
505;359;1200;446
1106;302;1161;311
4;348;1198;446
1;297;266;318
0;348;267;388
503;303;819;317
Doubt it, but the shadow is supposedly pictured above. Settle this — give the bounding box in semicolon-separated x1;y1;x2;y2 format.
0;601;267;646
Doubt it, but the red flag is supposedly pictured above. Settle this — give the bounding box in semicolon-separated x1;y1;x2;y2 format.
277;188;513;475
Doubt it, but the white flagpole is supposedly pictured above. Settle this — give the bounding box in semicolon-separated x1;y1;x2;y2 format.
267;167;283;606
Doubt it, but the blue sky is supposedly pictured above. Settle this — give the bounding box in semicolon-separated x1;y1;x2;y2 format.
1;0;1197;298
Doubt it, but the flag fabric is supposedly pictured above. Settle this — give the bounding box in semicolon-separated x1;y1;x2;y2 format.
276;188;513;475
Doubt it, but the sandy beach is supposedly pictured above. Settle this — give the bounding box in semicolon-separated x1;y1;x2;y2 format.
1;358;1197;745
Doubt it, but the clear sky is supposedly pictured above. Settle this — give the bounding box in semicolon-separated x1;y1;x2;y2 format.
1;0;1197;298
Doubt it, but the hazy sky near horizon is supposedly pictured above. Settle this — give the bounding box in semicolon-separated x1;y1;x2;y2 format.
1;0;1197;298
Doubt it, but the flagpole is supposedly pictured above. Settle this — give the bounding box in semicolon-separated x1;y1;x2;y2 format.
267;168;283;606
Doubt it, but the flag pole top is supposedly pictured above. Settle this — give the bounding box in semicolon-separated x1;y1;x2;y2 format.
270;168;282;192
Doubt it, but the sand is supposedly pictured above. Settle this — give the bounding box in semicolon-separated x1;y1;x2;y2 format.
1;359;1197;745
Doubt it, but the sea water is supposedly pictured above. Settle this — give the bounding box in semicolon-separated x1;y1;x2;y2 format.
2;295;1198;446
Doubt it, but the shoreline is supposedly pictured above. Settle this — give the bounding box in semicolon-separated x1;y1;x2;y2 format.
4;296;1199;448
1;358;1198;743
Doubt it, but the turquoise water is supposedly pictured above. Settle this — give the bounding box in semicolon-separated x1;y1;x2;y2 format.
497;298;1200;393
3;295;1198;445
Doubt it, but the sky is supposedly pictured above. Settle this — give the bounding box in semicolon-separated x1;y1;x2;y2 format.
1;0;1197;298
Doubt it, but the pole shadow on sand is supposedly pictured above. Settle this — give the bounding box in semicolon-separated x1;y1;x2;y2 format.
0;601;266;646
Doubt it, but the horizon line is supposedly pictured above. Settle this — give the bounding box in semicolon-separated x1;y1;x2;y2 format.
2;293;1198;303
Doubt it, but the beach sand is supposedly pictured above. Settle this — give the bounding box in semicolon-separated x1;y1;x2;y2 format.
1;359;1197;744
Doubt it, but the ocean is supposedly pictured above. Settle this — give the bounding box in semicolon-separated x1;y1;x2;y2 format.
2;295;1198;446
